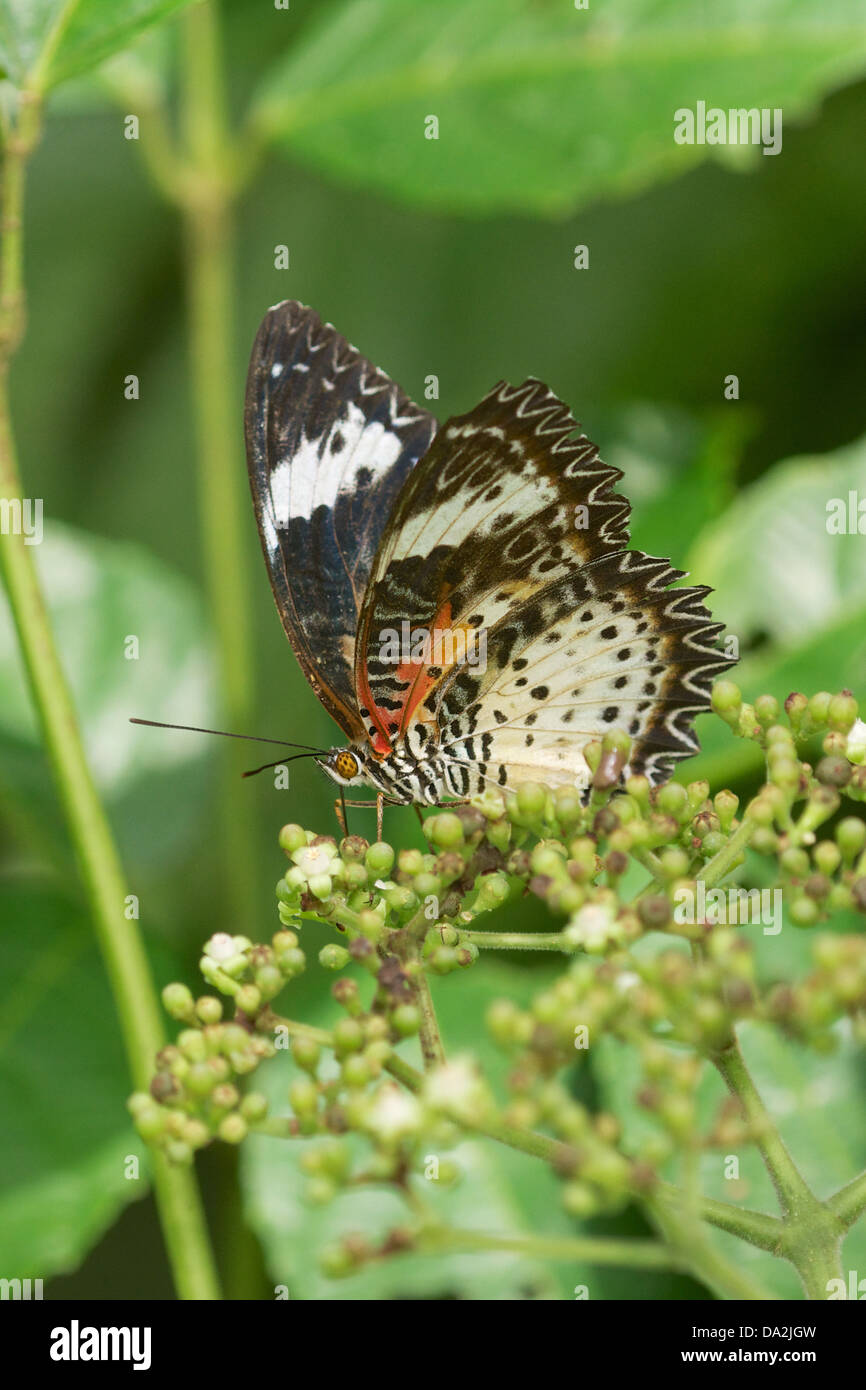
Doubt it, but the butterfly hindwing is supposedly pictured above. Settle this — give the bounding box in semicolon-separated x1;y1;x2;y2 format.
355;379;732;791
434;553;730;794
245;300;437;740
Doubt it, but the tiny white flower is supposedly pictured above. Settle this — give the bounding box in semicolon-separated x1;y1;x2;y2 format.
204;932;236;962
366;1084;422;1142
292;841;338;879
424;1056;493;1124
564;901;623;953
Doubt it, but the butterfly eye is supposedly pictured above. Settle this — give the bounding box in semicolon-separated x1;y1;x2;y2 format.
335;751;360;780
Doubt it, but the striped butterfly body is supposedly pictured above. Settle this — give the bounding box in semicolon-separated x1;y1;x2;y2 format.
245;301;732;810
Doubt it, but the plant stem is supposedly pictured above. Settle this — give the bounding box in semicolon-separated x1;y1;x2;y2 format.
414;967;445;1067
0;95;219;1301
711;1037;814;1218
654;1181;782;1252
460;929;572;951
828;1170;866;1230
710;1034;844;1297
699;815;756;889
181;1;259;931
418;1225;684;1271
645;1191;778;1300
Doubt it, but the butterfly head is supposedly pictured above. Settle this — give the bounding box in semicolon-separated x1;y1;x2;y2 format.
318;746;368;788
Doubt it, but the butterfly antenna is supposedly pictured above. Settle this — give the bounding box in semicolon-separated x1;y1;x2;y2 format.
242;751;322;779
129;717;326;755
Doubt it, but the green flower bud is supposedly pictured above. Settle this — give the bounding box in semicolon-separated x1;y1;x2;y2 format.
789;896;820;929
429;945;460;974
240;1092;269;1123
133;1104;167;1141
754;694;780;728
813;840;841;876
658;846;690;880
254;965;284;1000
162;982;195;1023
474;871;510;910
780;847;810;878
784;691;808;729
561;1181;599;1218
391;1003;421;1036
319;1244;355;1279
365;841;395;876
340;834;369;862
656;782;688;820
836;817;866;862
713;790;739;833
289;1077;319;1116
235;984;262;1016
186;1062;218;1097
195;996;222;1025
428;813;465;849
816;755;852;788
291;1034;321;1073
218;1114;248;1145
276;946;306;978
279;824;308;854
711;680;742;723
333;1016;365;1056
319;943;351;971
398;848;425;877
514;782;547;819
828;691;859;734
808;692;833;726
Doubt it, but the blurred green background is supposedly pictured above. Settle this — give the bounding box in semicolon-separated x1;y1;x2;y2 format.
1;0;865;1299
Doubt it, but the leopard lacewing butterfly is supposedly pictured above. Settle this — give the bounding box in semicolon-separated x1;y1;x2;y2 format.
243;299;733;812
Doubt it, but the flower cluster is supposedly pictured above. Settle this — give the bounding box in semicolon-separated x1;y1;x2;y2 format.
130;682;866;1282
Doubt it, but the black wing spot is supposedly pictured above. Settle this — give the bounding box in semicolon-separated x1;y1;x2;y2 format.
602;706;618;723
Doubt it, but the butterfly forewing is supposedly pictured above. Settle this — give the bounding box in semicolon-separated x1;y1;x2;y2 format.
245;300;437;740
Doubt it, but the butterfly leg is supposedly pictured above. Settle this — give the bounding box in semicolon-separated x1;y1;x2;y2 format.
377;792;384;842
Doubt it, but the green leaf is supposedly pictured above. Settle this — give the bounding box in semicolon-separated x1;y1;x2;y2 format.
594;1019;866;1299
253;0;866;215
689;433;866;649
0;0;195;92
0;882;152;1276
241;959;597;1299
0;522;216;872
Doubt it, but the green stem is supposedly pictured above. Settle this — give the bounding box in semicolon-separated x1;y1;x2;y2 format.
711;1038;815;1218
414;967;445;1067
828;1170;866;1230
710;1035;844;1298
418;1225;684;1271
655;1180;782;1252
645;1192;778;1301
0;95;219;1301
459;929;571;951
181;1;259;932
698;815;756;889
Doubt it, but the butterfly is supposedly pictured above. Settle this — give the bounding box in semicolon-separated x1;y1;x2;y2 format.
244;300;733;832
